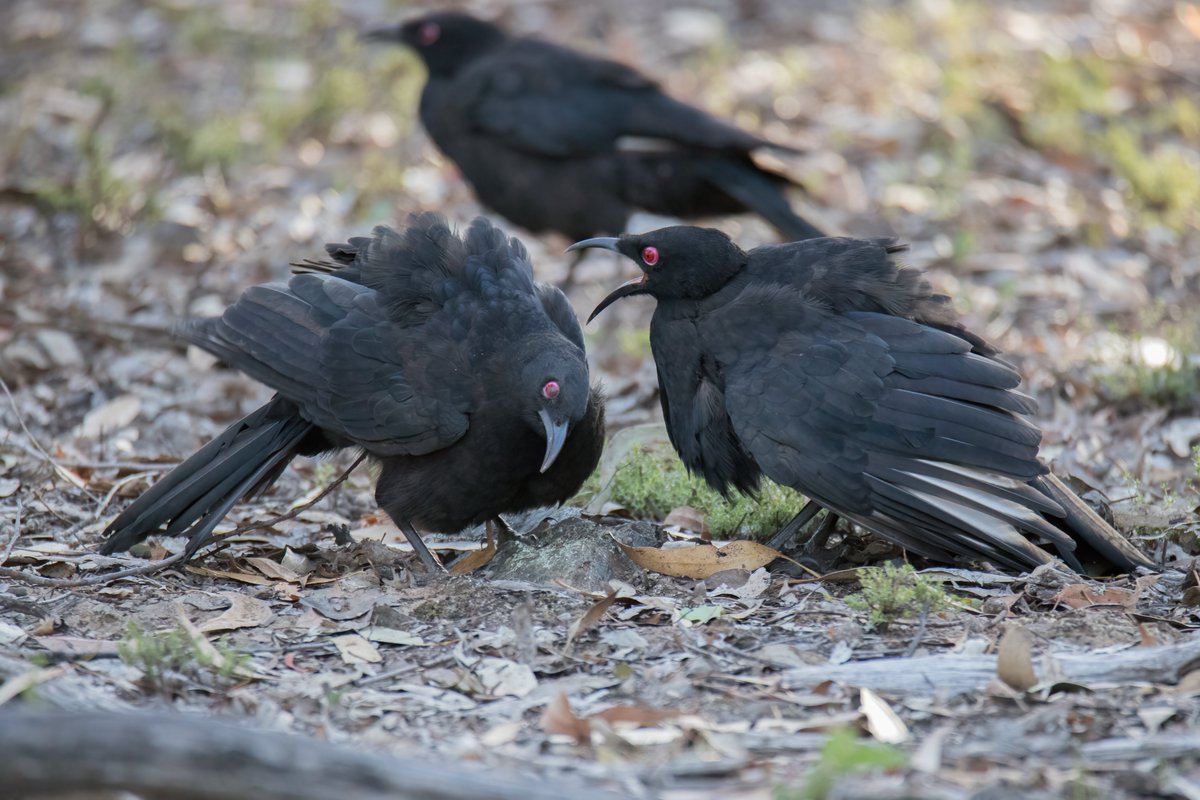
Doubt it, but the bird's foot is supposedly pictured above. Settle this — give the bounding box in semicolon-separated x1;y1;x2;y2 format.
769;508;847;576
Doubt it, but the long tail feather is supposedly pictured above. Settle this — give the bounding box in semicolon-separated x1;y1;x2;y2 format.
99;399;314;556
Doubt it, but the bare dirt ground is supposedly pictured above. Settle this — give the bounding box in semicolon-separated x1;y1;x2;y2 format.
2;1;1200;798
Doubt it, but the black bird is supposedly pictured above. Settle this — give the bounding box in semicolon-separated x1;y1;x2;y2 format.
364;13;824;272
100;214;605;569
576;227;1153;574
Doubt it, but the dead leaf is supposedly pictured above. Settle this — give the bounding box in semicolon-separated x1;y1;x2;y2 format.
75;394;140;439
196;592;274;633
860;687;909;744
176;613;258;679
475;657;537;698
479;720;523;747
1173;670;1200;697
449;523;496;575
1052;584;1136;610
593;705;678;727
360;626;426;646
566;589;617;650
662;506;707;535
245;556;303;583
0;666;66;708
616;539;781;579
540;692;590;744
0;621;26;645
35;636;119;656
680;605;724;624
331;632;382;664
997;625;1037;691
186;565;272;586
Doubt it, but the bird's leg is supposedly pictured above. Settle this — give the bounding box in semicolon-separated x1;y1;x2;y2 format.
768;504;847;574
807;511;841;552
766;501;823;551
492;516;520;547
395;518;445;572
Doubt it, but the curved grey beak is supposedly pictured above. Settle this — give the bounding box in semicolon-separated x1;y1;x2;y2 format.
587;275;648;323
566;237;620;254
538;408;569;473
569;237;650;323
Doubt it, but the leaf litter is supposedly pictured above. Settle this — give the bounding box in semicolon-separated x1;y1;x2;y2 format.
1;0;1200;797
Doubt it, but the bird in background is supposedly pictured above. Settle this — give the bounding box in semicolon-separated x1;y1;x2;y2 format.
364;12;825;281
576;227;1153;574
100;213;605;570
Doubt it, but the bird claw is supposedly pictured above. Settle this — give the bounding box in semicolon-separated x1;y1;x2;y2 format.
768;506;847;575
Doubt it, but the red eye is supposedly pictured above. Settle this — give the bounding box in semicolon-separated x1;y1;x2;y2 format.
641;246;659;266
419;21;440;45
542;380;560;399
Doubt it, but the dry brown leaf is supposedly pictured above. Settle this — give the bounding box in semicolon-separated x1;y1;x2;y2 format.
565;589;617;650
196;592;274;633
592;704;678;727
449;523;496;576
662;506;707;535
245;556;303;583
997;625;1037;691
35;636;120;657
331;632;382;664
540;692;590;744
1052;584;1136;610
186;565;273;586
616;539;781;579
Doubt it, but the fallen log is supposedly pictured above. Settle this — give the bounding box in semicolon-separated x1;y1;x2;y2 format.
781;635;1200;694
0;711;625;800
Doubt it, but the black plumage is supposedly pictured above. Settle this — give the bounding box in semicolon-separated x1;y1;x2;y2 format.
576;227;1153;574
364;13;823;258
100;214;605;569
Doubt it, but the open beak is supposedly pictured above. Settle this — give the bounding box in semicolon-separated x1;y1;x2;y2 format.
587;275;648;323
360;25;402;42
567;238;650;323
538;408;569;473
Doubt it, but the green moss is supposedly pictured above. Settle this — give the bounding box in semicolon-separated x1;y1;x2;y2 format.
846;563;949;630
580;444;804;539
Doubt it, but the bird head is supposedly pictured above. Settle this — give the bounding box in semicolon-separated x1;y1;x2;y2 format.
362;13;506;77
518;347;591;473
570;227;747;322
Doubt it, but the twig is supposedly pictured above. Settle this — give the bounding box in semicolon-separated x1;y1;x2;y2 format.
0;551;189;587
0;453;365;588
0;498;21;565
903;597;933;658
94;471;157;521
0;377;58;469
203;452;366;548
